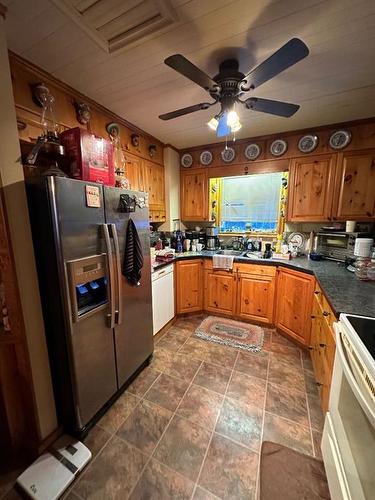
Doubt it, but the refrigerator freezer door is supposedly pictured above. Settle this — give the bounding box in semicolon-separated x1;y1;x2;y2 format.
104;187;154;387
50;177;118;428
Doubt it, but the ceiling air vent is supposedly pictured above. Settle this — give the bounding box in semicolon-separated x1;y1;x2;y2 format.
51;0;178;53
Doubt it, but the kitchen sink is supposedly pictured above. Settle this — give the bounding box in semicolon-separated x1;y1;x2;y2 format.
242;251;263;259
215;249;243;256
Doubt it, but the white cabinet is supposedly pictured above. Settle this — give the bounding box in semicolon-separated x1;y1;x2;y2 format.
151;264;174;335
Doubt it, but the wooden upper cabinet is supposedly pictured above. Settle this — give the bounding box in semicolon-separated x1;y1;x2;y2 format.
181;169;208;221
176;260;203;314
287;155;336;221
144;160;165;210
204;270;236;316
275;268;315;346
236;273;275;324
333;150;375;220
123;152;144;192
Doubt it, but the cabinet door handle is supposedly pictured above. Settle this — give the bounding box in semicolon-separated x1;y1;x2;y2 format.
319;343;326;348
308;346;313;350
323;311;330;317
314;291;320;295
311;315;316;319
316;382;323;387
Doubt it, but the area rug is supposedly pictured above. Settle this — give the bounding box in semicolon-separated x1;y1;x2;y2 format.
195;316;264;352
259;441;330;500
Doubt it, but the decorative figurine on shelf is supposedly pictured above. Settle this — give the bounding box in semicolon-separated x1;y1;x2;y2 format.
131;133;140;148
106;122;130;189
26;83;66;176
149;144;157;158
74;101;91;125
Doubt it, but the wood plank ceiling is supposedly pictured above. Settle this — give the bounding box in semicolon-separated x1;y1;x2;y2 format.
4;0;375;148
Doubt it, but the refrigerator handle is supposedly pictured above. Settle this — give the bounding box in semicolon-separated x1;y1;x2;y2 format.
110;223;122;326
102;224;116;329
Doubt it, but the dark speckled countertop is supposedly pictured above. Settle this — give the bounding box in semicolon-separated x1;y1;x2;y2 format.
152;251;375;318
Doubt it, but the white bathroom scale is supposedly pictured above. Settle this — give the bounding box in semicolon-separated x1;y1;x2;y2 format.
16;435;91;500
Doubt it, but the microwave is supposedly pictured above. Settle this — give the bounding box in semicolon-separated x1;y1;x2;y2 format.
316;231;370;261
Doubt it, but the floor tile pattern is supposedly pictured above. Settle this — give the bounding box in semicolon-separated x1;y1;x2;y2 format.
1;314;324;500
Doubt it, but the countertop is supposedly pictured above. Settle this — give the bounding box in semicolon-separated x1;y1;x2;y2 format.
152;251;375;318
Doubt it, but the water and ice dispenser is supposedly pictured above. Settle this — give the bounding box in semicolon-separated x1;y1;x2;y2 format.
67;255;108;321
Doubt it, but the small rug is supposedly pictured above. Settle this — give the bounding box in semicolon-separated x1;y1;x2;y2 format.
195;316;264;352
259;441;330;500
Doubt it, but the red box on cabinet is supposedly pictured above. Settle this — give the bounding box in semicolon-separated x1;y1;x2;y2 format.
60;128;115;186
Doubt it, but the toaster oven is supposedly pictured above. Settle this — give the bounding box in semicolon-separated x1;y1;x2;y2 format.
316;232;370;261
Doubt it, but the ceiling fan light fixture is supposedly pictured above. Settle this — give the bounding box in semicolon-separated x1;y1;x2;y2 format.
207;117;218;130
217;113;232;137
226;110;239;127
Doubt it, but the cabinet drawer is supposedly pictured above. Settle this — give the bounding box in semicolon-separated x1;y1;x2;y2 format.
234;263;276;277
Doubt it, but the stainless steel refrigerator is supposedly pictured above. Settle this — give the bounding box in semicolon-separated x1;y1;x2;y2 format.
26;176;153;435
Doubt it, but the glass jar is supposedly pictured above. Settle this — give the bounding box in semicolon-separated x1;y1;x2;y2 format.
354;257;371;280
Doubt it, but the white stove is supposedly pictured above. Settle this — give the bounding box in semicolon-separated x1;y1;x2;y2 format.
322;314;375;500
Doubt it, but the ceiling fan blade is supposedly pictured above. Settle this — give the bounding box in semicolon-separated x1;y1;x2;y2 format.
241;38;309;91
245;97;300;117
159;102;213;120
164;54;220;93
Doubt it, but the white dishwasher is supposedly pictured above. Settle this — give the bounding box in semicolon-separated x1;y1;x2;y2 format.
151;264;175;335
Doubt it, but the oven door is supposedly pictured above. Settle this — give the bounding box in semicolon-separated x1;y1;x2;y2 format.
322;324;375;500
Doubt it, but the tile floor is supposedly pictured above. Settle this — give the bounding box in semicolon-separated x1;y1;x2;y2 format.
1;314;325;500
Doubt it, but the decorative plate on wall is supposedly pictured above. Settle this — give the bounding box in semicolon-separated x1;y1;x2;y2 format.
181;153;193;168
298;134;318;153
329;130;352;150
244;143;261;160
221;147;236;163
287;232;306;251
270;139;288;156
200;150;213;166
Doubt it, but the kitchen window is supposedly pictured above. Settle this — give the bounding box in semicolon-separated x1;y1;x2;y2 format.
210;172;286;234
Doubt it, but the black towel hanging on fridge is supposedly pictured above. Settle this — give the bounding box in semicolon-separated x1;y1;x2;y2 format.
123;219;143;286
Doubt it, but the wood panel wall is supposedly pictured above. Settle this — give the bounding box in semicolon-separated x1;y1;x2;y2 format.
9;52;165;166
0;190;39;457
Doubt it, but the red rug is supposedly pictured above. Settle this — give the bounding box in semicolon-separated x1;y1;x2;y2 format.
195;316;264;352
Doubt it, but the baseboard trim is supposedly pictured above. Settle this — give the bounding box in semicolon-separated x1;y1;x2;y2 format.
154;316;177;342
37;426;63;455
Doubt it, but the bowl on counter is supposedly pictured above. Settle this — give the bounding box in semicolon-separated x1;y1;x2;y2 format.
309;252;323;261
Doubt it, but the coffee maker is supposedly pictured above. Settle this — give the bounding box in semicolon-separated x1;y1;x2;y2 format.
206;227;220;250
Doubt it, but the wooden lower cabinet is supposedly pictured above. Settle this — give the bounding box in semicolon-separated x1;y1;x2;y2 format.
177;260;277;323
176;260;203;314
309;285;337;412
275;268;315;346
176;262;331;359
236;272;275;324
204;270;236;315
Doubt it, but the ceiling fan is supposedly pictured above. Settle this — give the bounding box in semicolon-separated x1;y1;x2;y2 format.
159;38;309;137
